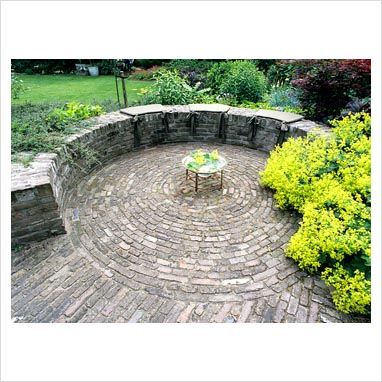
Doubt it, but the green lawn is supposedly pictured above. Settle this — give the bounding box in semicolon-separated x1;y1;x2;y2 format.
13;74;153;105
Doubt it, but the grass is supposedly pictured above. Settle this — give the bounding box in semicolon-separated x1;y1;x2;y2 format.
13;74;153;105
11;74;154;164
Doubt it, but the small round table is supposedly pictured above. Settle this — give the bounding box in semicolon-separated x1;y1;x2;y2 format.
182;155;227;192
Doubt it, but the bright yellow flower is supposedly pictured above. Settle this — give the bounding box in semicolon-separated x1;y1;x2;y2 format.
210;149;219;160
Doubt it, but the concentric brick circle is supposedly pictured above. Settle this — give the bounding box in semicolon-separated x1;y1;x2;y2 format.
12;142;363;322
65;143;302;303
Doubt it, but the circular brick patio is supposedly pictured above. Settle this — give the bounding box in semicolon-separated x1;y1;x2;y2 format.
11;143;363;323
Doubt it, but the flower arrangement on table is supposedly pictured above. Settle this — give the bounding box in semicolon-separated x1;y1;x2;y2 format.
184;149;222;173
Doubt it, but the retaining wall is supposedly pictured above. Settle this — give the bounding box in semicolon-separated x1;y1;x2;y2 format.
11;104;329;245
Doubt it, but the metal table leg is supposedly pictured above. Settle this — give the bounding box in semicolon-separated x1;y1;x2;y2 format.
195;173;198;192
220;170;223;189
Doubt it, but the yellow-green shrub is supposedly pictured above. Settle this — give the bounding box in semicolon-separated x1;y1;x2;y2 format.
322;265;371;314
260;112;371;314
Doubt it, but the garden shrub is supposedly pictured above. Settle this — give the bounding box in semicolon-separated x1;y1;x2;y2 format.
139;69;211;105
321;265;371;314
206;61;233;94
290;59;371;121
260;112;371;315
216;60;267;103
150;69;194;104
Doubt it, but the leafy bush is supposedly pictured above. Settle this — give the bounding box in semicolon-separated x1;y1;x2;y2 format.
290;59;371;121
206;61;233;94
213;60;267;103
150;70;194;104
138;69;211;105
260;112;371;315
322;265;371;314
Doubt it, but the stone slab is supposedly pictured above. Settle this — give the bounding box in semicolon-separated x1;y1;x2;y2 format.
255;109;304;123
120;104;165;116
189;104;231;113
11;153;55;192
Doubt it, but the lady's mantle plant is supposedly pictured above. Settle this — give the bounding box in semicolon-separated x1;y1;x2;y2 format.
260;112;371;315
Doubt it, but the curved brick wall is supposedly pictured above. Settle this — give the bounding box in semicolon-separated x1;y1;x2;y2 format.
11;104;330;245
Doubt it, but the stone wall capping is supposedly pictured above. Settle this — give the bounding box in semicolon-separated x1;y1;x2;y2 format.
227;106;257;117
163;105;190;113
12;104;328;245
120;104;165;116
11;153;56;192
188;103;231;113
254;109;304;123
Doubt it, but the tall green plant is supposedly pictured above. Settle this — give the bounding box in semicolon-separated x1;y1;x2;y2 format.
11;72;27;99
207;60;267;103
139;69;211;105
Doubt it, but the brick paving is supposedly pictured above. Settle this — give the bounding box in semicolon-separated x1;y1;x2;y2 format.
11;143;365;323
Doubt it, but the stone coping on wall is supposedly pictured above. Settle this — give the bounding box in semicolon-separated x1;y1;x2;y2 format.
11;153;57;192
188;103;231;112
120;104;165;116
254;109;304;123
11;104;326;245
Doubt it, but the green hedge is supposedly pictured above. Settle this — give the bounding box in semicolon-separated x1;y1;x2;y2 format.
260;112;371;315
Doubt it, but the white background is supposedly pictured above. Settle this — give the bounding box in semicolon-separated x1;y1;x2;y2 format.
1;1;381;381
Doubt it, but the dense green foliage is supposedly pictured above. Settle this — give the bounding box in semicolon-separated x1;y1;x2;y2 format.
167;59;219;86
260;113;371;314
138;70;212;105
206;60;267;103
46;102;103;131
12;59;78;74
206;61;235;94
264;60;371;121
133;59;169;69
12;101;115;161
222;61;264;102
